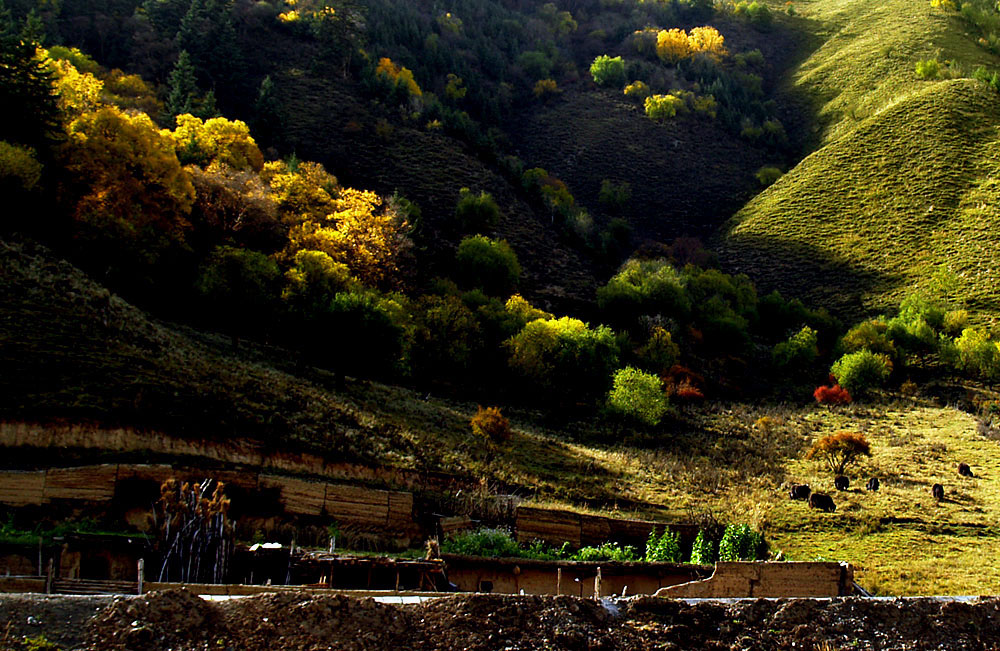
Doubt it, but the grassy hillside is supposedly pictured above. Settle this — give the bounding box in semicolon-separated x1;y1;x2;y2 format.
720;0;1000;319
6;238;1000;593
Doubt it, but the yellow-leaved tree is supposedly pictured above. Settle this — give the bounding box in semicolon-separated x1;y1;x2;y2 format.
285;188;410;288
60;105;195;245
688;26;727;60
656;28;690;62
46;52;104;118
262;159;338;224
170;114;264;172
375;57;423;97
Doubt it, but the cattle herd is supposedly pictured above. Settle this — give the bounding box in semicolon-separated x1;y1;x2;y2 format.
788;463;976;512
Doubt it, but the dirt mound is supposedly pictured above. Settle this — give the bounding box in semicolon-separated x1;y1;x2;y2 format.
216;592;413;651
86;589;221;651
414;594;625;650
623;596;1000;650
15;590;995;651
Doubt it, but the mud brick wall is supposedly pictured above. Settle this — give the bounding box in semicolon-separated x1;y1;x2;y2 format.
655;561;854;598
0;421;487;495
0;465;419;542
515;506;698;550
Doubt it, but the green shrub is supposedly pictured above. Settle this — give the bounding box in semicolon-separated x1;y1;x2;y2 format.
973;66;1000;91
455;235;521;296
441;528;523;558
409;293;483;379
745;1;773;27
599;179;632;213
915;59;941;79
689;529;716;564
607;366;669;426
943;309;969;336
636;326;680;373
717;524;764;561
953;327;1000;381
597;258;690;329
887;294;945;350
517;50;553;80
24;635;60;651
645;527;682;562
755;165;783;187
573;542;639;561
830;349;893;396
839;319;897;359
772;326;819;368
645;93;684;119
507;316;620;401
454;187;501;233
590;54;626;87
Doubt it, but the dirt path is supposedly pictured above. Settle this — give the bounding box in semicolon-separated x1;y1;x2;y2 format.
2;590;999;650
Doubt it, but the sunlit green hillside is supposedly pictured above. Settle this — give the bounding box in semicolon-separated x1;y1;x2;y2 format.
721;0;1000;318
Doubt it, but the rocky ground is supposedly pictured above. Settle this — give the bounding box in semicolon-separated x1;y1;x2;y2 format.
2;590;999;651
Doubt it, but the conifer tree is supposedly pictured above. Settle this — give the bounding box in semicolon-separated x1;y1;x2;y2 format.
0;1;59;149
165;49;198;124
251;75;283;148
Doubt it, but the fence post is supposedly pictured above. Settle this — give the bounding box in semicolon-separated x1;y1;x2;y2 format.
594;566;601;599
556;567;562;596
137;559;145;595
45;558;54;595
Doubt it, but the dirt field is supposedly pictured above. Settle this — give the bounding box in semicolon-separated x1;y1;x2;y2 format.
3;590;1000;650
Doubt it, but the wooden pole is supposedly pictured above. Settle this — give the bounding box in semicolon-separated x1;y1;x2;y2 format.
45;558;54;595
594;567;601;599
137;559;145;595
556;567;562;596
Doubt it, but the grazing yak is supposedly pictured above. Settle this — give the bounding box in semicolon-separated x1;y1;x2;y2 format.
834;475;850;491
866;477;880;492
958;462;974;478
789;484;811;500
809;493;836;512
932;483;945;501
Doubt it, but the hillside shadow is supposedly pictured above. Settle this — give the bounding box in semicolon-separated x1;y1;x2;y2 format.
716;233;904;320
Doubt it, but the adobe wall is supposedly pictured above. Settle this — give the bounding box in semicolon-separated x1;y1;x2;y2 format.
0;464;420;546
654;562;854;598
0;421;480;494
443;555;711;596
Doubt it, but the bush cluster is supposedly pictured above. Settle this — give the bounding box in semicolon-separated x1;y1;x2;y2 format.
717;524;765;561
645;527;682;562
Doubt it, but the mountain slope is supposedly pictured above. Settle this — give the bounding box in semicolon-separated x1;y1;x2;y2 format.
719;0;1000;318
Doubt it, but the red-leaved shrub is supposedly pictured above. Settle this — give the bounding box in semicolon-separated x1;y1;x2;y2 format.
814;383;852;405
663;365;706;403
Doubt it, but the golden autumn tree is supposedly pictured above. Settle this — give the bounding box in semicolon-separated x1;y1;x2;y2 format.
170;114;264;172
656;28;690;62
285;188;410;288
60;105;195;247
375;57;422;98
262;159;338;224
46;53;104;118
688;26;727;60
